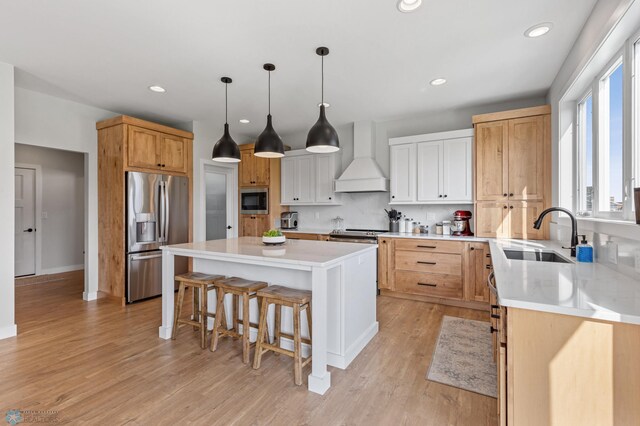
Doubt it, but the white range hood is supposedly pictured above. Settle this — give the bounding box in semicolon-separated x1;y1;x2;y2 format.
335;121;389;193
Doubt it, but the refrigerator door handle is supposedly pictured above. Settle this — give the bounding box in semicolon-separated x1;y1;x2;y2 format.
130;253;163;261
159;181;166;242
164;180;170;243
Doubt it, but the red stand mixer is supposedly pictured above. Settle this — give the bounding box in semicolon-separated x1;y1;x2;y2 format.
452;210;473;236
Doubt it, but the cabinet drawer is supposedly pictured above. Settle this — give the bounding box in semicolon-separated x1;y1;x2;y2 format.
395;251;461;275
394;239;463;254
394;271;463;299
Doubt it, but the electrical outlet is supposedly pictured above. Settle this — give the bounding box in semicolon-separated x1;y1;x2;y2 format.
606;242;618;264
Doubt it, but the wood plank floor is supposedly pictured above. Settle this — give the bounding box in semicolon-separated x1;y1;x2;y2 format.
0;273;497;425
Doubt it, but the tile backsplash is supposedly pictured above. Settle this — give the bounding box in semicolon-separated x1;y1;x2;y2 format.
289;192;473;232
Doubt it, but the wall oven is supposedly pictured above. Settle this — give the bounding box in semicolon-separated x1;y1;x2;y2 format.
240;188;269;214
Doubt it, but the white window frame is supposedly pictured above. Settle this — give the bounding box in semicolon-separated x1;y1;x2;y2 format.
573;36;637;222
576;91;593;216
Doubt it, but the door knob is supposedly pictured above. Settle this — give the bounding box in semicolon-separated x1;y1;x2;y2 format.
23;228;34;233
226;225;232;229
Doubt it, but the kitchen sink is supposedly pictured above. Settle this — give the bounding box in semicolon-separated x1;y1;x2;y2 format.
503;249;571;263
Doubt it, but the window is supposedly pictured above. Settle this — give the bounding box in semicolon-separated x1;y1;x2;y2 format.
577;94;593;214
598;59;624;214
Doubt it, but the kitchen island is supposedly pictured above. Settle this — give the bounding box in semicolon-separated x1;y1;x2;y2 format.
159;237;378;395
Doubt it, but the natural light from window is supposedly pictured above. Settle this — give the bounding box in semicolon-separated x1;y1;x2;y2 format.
600;62;624;213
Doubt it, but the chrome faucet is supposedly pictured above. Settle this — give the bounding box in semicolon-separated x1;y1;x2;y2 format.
533;207;579;257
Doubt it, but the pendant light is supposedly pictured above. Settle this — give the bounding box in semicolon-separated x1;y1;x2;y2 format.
254;64;285;158
306;47;339;153
212;77;241;162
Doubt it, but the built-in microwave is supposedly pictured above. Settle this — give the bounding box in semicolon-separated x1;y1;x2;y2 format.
240;188;269;214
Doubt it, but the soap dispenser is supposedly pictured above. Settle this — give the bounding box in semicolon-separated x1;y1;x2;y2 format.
576;235;593;263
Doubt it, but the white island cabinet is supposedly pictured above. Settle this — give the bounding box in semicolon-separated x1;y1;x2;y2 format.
159;237;378;395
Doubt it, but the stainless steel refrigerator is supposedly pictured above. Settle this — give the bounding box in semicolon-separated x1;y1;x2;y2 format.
126;172;189;303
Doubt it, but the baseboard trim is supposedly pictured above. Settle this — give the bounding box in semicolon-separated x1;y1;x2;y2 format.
40;264;84;275
0;324;17;340
330;321;379;369
380;289;490;311
83;291;98;301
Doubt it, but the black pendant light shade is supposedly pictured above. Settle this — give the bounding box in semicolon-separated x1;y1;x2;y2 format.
254;64;285;158
306;47;339;153
212;77;241;163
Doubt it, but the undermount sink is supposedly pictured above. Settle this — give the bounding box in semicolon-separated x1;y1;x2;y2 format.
503;249;572;264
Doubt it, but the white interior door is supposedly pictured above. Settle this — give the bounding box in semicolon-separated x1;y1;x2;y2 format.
15;167;36;276
204;164;236;240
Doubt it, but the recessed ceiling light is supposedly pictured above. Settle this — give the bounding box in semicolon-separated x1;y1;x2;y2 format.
430;78;447;86
397;0;422;13
239;119;250;124
148;85;166;93
318;102;330;108
524;23;553;38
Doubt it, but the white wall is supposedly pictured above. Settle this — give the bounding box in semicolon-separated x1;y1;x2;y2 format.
0;62;16;339
279;96;547;231
15;144;85;273
14;87;119;300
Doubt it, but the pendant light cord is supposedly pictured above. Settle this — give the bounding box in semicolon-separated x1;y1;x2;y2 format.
321;55;324;105
268;70;271;115
225;82;228;124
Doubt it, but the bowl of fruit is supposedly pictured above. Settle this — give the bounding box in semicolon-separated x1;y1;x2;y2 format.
262;229;286;245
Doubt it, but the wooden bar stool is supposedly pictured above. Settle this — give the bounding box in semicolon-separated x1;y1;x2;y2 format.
172;272;224;349
253;285;312;386
210;277;268;364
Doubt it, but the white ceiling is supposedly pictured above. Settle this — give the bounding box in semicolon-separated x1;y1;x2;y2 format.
0;0;597;137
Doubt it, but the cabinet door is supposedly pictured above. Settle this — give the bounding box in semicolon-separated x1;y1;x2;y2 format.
280;157;296;204
315;154;336;203
240;215;256;237
254;156;270;186
475;121;509;201
443;137;472;202
476;202;509;238
378;238;392;290
160;135;188;174
390;144;416;202
295;156;315;203
509;201;545;240
416;141;442;202
508;116;545;200
468;243;490;303
239;150;255;186
255;215;271;235
127;126;161;170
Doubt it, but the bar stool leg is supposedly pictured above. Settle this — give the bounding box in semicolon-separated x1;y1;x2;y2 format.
253;297;269;370
274;303;282;354
293;303;302;385
172;283;186;340
200;285;208;349
210;288;226;352
193;285;200;330
233;294;240;338
242;293;250;364
305;302;312;343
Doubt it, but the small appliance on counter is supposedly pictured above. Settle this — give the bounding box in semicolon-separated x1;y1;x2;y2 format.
452;210;473;236
280;211;298;229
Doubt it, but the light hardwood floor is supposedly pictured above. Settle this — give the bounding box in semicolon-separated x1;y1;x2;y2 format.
1;273;497;425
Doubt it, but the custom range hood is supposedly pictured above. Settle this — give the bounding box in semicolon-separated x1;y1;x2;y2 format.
335;121;389;193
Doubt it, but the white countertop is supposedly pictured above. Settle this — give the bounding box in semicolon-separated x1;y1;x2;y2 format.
379;232;490;243
162;236;377;268
490;239;640;325
279;228;333;234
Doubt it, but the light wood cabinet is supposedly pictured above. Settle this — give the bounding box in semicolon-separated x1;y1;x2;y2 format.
378;236;488;310
240;215;270;237
473;106;551;239
239;148;270;187
281;150;341;205
96;116;194;304
126;125;189;175
389;130;473;204
282;232;329;241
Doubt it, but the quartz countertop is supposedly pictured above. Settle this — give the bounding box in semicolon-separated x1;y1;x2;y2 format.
278;228;333;235
490;239;640;325
379;232;490;243
162;237;376;268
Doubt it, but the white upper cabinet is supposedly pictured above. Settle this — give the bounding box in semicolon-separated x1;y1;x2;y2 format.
389;129;473;204
390;144;416;202
281;150;341;205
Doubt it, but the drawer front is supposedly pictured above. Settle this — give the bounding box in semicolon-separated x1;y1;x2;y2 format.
394;238;464;254
394;271;463;299
395;251;462;275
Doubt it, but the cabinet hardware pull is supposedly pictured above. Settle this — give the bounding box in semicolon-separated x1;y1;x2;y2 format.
503;205;507;209
491;314;500;319
486;254;491;258
417;282;437;287
490;326;498;333
509;206;514;210
438;194;443;198
157;163;162;167
491;304;500;310
503;193;507;197
509;193;514;197
444;194;447;198
486;265;493;269
162;164;166;167
417;245;436;249
470;247;475;251
417;261;437;265
392;195;395;199
329;197;332;200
